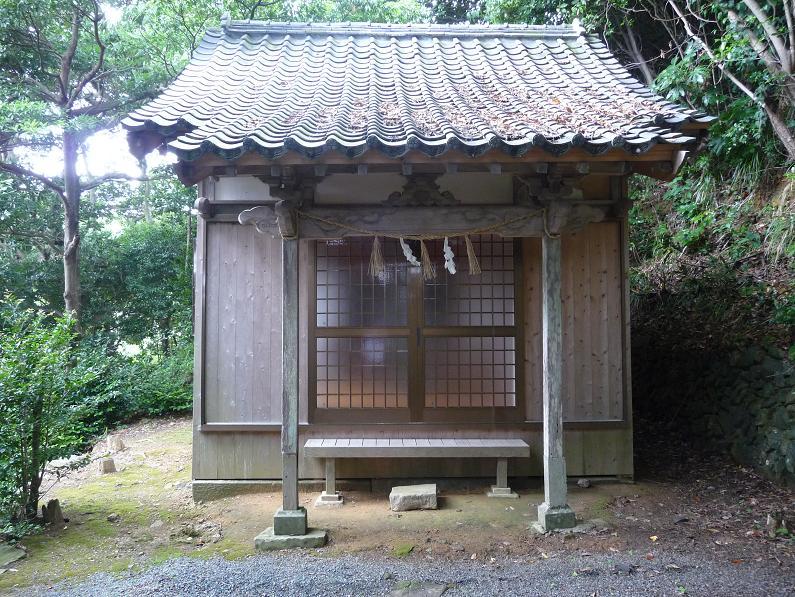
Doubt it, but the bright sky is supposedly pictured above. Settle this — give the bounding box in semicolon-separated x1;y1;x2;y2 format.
27;127;176;181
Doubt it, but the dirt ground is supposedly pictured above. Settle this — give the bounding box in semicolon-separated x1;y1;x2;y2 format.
0;416;793;593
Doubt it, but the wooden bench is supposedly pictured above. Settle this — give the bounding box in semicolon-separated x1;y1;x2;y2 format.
304;438;531;506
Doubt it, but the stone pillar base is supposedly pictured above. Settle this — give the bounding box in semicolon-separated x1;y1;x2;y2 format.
537;502;576;531
487;486;519;499
315;491;344;507
273;506;308;536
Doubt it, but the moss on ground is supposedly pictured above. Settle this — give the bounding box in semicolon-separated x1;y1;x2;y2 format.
0;421;251;592
391;543;415;557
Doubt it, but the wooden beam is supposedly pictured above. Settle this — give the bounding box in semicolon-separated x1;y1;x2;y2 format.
238;203;609;239
227;145;688;166
202;160;652;179
274;200;297;239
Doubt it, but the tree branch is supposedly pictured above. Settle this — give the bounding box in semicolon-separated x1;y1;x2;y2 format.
742;0;791;72
247;0;281;21
728;9;795;105
0;229;61;253
80;172;167;191
728;10;779;70
667;0;763;108
59;10;81;105
0;162;65;200
69;91;158;117
22;76;61;104
68;2;106;109
784;0;795;68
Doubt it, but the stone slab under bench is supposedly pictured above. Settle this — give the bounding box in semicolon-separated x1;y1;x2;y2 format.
389;483;438;511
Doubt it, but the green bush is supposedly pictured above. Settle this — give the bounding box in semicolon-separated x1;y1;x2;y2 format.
0;298;194;530
64;335;193;441
127;341;193;416
0;300;95;523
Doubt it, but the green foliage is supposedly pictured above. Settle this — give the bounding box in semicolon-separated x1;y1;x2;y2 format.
80;215;193;344
299;0;430;22
68;335;193;439
0;300;94;522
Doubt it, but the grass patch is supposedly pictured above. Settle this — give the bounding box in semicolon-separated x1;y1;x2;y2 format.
193;538;251;561
586;495;614;522
150;545;187;565
391;543;415;557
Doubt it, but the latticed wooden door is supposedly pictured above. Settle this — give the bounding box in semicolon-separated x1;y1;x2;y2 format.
309;235;522;423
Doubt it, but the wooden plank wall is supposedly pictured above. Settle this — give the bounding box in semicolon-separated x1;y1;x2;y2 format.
203;222;282;423
524;221;624;422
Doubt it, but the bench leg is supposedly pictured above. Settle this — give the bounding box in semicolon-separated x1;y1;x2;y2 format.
315;458;344;507
487;458;519;499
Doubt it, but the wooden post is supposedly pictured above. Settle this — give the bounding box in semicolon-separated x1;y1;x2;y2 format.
537;232;576;530
272;238;308;535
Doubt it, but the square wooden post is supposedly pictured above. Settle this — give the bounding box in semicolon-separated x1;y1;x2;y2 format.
537;233;576;530
273;238;307;536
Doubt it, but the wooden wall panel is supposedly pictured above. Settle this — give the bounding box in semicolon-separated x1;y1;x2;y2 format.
202;223;282;424
522;239;542;420
523;221;624;422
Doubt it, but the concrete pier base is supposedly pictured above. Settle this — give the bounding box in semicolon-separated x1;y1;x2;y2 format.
537;502;576;531
487;486;519;499
315;491;344;507
273;507;308;536
254;527;328;551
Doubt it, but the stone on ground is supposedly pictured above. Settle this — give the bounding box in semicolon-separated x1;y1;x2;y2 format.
253;527;327;551
389;484;437;512
577;478;591;488
108;436;126;452
41;499;64;524
98;457;116;474
0;543;26;568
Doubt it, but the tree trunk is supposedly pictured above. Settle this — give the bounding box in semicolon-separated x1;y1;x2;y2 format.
25;396;44;520
764;100;795;161
62;132;82;324
160;316;171;355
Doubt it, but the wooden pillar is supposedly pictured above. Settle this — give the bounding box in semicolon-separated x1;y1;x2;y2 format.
537;232;576;530
273;238;307;536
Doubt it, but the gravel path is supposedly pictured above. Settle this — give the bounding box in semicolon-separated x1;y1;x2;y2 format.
23;550;794;597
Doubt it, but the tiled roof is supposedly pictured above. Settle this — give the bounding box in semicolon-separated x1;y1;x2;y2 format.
123;21;712;162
